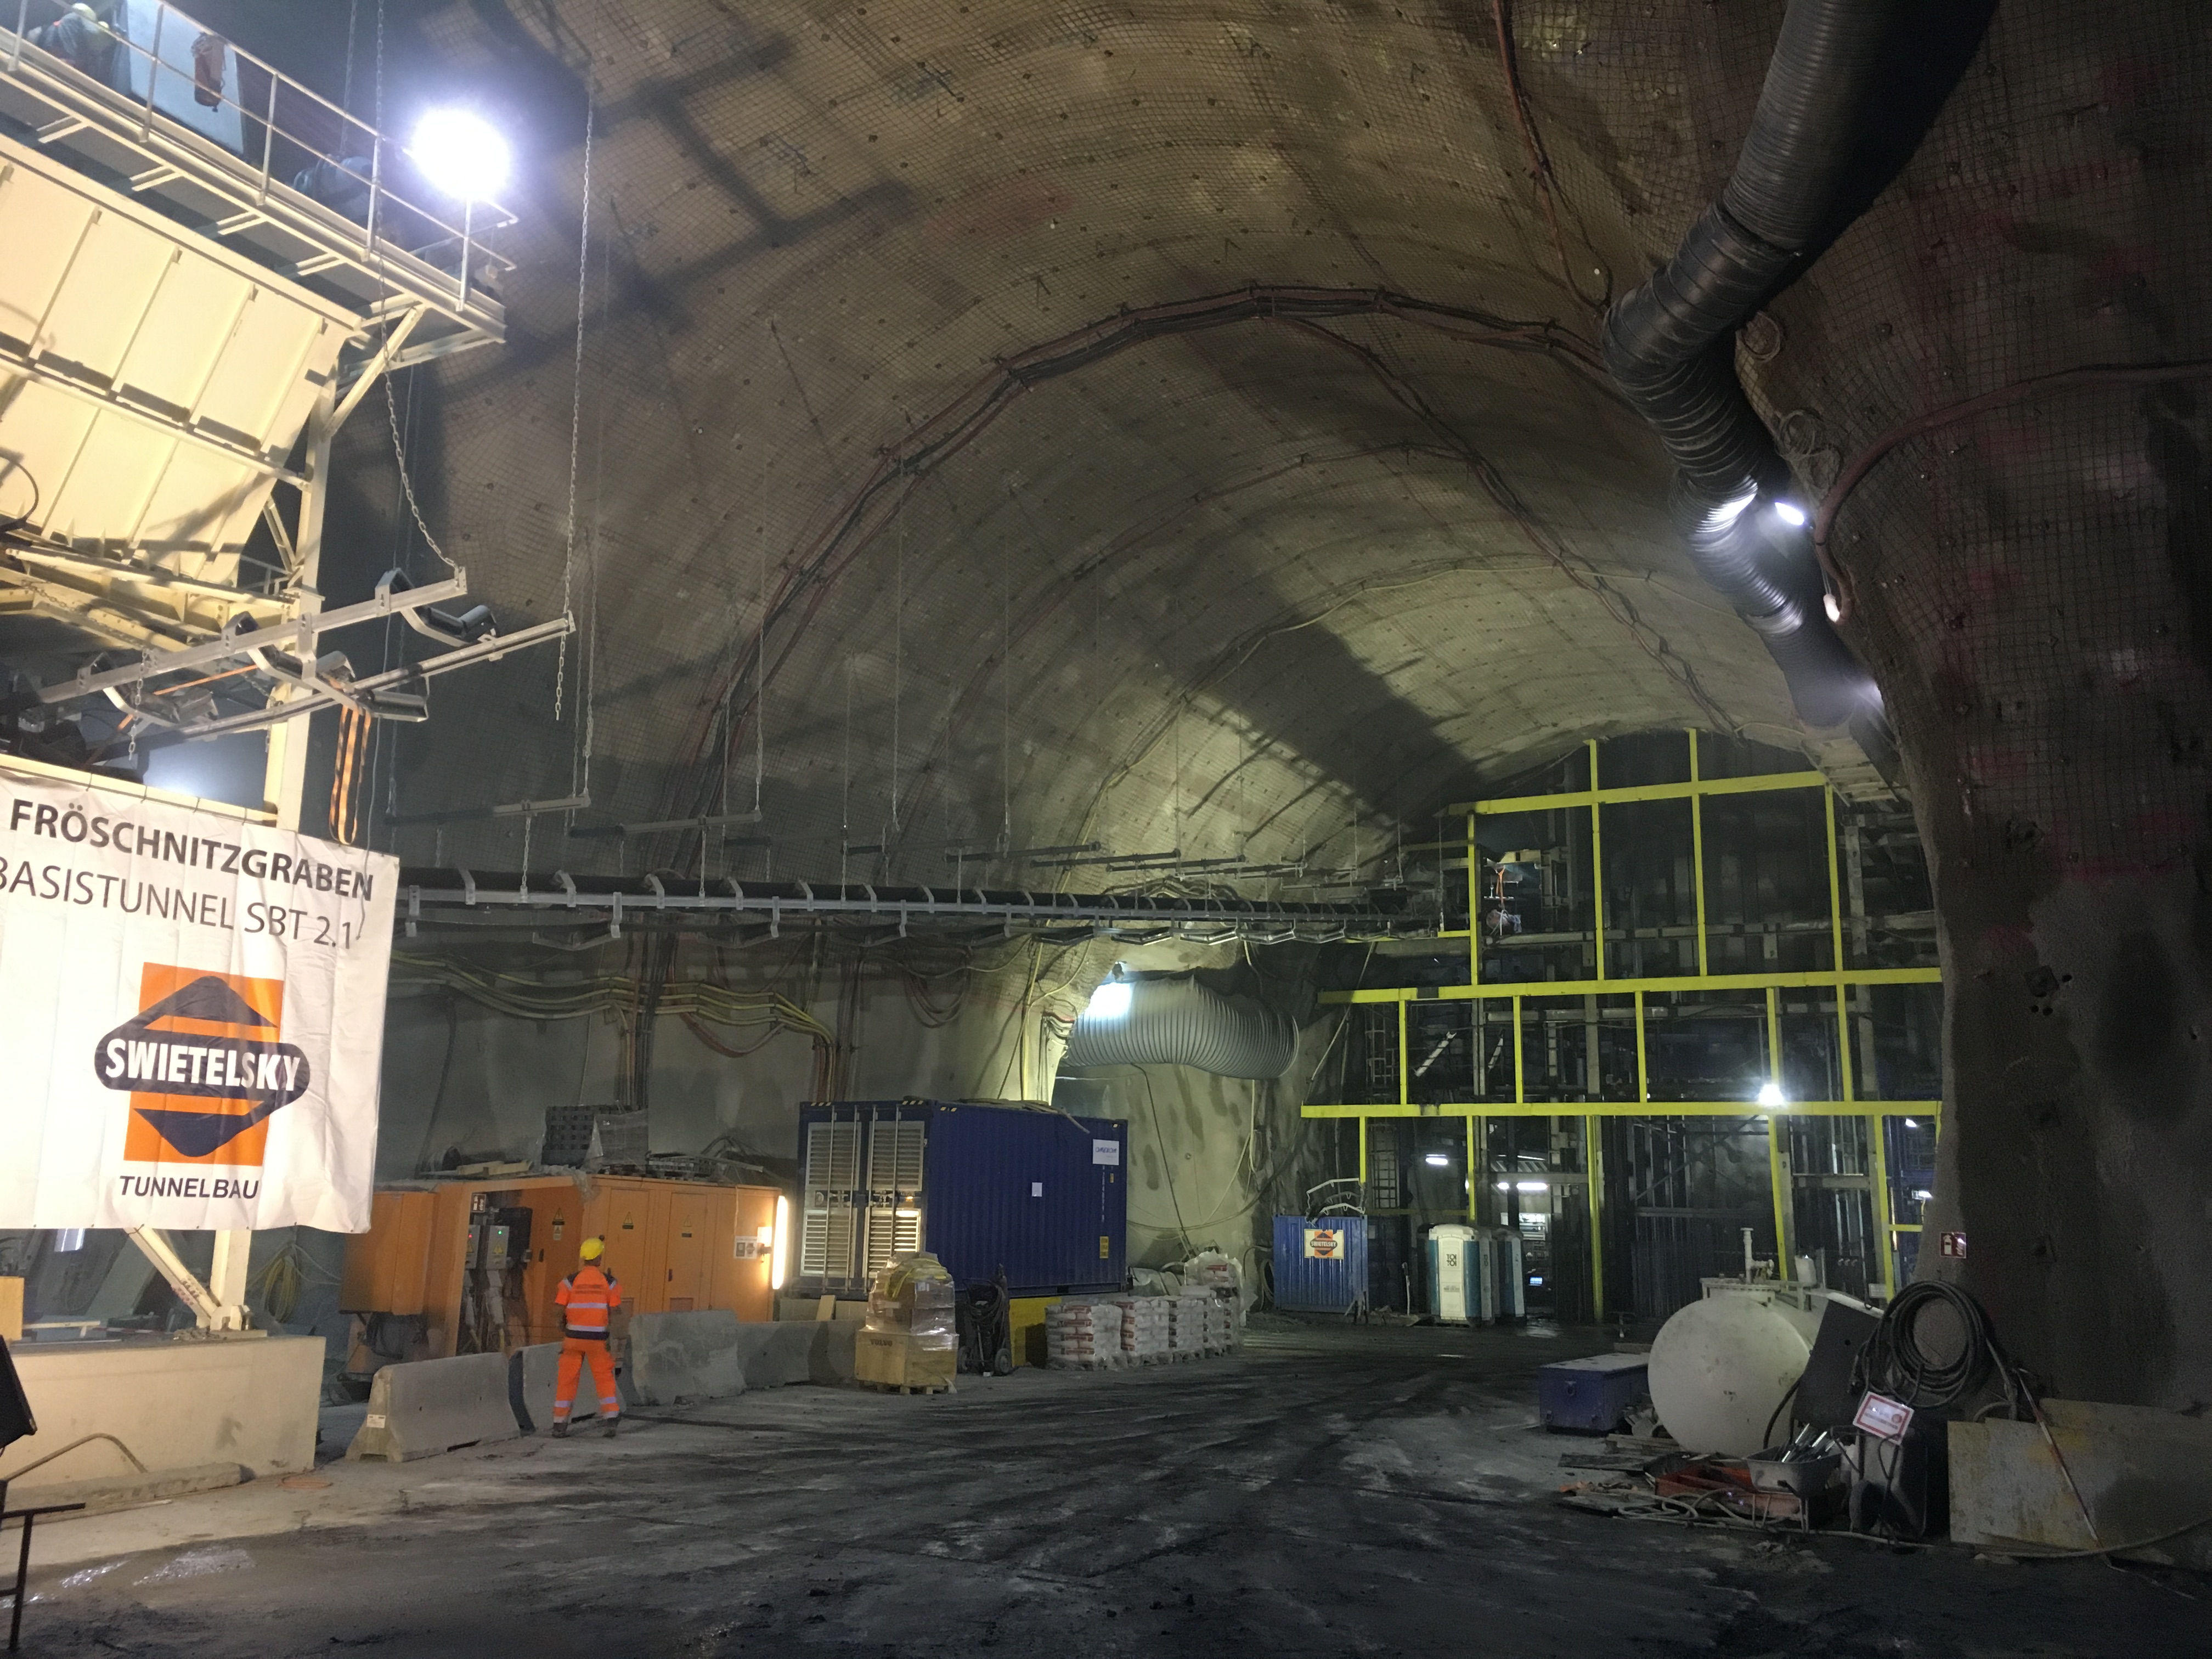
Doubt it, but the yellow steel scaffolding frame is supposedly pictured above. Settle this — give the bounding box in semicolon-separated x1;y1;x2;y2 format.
1305;732;1940;1317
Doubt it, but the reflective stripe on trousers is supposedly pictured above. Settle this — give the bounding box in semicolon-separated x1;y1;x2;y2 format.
552;1337;620;1423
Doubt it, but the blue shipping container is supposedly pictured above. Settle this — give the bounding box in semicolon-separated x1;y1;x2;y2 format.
795;1101;1127;1297
1272;1214;1368;1313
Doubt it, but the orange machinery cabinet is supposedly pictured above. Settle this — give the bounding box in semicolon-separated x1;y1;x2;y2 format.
342;1176;781;1359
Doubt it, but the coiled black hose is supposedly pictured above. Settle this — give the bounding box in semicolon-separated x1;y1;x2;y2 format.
1858;1279;2025;1413
1604;0;1895;726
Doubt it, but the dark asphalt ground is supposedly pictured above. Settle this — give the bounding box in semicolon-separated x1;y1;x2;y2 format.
14;1322;2208;1656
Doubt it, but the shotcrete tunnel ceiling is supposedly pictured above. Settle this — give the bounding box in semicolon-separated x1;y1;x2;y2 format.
329;0;1897;882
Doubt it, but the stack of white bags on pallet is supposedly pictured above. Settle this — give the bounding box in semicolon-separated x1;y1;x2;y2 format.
1175;1289;1235;1356
1118;1295;1172;1362
1044;1299;1125;1369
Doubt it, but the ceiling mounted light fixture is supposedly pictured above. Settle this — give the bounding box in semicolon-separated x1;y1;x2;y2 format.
1771;500;1809;528
410;107;511;202
1084;968;1131;1022
1757;1080;1787;1107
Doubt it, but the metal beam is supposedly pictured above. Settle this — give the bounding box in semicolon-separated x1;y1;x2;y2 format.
393;870;1417;939
42;573;470;703
1452;770;1830;816
1324;966;1942;1004
123;1226;244;1330
1301;1099;1944;1119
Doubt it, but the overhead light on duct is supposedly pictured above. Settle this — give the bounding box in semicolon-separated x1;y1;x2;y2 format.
1424;1153;1450;1167
1771;500;1809;528
1084;968;1131;1022
410;107;511;202
1757;1081;1787;1107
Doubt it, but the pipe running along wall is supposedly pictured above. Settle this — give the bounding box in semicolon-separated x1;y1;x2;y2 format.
1603;0;1893;728
1064;976;1297;1080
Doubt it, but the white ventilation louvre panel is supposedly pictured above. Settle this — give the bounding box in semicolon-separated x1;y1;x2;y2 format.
860;1118;927;1280
799;1119;862;1280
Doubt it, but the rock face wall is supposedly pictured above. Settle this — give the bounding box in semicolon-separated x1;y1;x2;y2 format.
1733;5;2212;1408
323;0;2211;1404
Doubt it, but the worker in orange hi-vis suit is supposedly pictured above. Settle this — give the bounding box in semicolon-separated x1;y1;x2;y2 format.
551;1237;624;1438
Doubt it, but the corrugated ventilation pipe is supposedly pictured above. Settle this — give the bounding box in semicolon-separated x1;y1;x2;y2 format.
1603;0;1893;728
1064;976;1297;1080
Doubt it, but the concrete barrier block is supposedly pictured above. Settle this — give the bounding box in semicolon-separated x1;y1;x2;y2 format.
809;1320;857;1386
26;1462;246;1517
627;1309;747;1406
509;1342;561;1433
0;1335;321;1491
347;1352;520;1462
729;1321;816;1389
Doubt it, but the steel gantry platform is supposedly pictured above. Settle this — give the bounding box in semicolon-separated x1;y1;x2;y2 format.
1306;731;1943;1314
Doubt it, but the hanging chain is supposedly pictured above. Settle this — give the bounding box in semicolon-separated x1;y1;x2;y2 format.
555;90;594;721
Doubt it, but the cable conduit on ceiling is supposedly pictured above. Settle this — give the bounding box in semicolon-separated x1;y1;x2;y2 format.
1602;0;1894;729
1064;975;1297;1080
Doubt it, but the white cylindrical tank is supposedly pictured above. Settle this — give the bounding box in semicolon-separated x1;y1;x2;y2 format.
1647;1287;1813;1454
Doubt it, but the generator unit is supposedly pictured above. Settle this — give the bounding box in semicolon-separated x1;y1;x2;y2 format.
794;1101;1128;1299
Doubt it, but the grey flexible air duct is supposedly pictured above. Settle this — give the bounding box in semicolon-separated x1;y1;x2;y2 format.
1603;0;1894;729
1064;976;1297;1080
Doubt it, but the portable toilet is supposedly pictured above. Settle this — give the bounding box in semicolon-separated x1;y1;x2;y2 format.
1427;1224;1478;1323
1480;1226;1527;1321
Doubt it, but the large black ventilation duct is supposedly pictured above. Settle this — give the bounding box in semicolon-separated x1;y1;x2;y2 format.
1603;0;1895;729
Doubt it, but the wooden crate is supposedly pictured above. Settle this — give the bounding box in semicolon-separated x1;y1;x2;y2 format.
854;1329;957;1394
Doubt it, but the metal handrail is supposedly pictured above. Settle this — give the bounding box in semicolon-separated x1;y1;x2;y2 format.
4;1;515;296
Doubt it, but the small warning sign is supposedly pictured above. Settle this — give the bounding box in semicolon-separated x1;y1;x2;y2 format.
1304;1228;1342;1260
1939;1231;1967;1259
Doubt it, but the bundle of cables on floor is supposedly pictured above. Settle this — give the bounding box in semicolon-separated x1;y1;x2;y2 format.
1856;1280;2033;1417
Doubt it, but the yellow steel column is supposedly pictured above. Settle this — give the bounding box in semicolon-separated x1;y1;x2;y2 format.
1467;1113;1480;1222
1585;1113;1605;1322
1826;788;1853;1103
1358;1114;1368;1187
1397;998;1409;1110
1634;990;1650;1104
1689;729;1709;977
1866;1111;1896;1299
1468;810;1481;989
1513;995;1526;1106
1588;740;1606;983
1765;985;1792;1271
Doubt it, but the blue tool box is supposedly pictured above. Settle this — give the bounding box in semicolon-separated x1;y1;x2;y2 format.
1537;1352;1651;1434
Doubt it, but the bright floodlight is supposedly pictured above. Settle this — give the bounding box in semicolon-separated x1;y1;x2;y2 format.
1773;500;1809;528
1085;978;1132;1020
1424;1153;1450;1167
411;108;510;201
1757;1080;1787;1107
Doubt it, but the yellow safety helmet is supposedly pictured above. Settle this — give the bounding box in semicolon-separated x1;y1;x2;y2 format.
579;1236;605;1261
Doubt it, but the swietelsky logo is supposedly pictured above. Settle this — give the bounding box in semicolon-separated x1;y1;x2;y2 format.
94;965;310;1165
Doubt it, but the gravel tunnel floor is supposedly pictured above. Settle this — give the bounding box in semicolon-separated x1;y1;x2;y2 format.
12;1324;2207;1657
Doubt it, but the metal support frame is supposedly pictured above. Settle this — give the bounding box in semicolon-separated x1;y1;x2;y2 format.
1317;732;1942;1307
122;1225;242;1330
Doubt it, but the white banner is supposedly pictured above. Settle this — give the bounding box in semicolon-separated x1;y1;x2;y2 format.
0;761;395;1232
